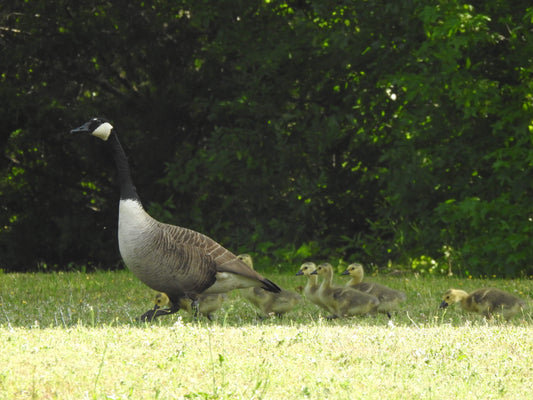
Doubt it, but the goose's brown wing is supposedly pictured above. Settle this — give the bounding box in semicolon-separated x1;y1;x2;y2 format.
217;257;280;293
165;223;280;293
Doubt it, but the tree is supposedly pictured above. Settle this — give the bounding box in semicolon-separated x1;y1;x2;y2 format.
1;0;532;276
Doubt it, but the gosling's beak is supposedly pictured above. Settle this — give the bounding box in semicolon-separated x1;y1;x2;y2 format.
153;304;161;311
439;300;449;309
341;269;349;275
295;270;303;276
310;270;317;275
70;121;92;134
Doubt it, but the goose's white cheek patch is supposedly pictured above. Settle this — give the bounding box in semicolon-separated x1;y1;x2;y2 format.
92;122;113;141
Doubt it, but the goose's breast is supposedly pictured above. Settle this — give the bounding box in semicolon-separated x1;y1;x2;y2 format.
118;200;154;264
117;200;172;288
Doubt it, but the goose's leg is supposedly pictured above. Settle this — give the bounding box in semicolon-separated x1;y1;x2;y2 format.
139;302;181;322
190;298;200;319
139;305;161;322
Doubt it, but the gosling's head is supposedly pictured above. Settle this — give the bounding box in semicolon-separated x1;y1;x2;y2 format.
296;261;316;276
154;292;171;308
342;263;364;277
440;289;466;309
237;253;254;269
313;263;333;276
70;117;113;141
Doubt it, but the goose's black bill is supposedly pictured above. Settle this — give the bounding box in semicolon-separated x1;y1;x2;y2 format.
70;121;93;134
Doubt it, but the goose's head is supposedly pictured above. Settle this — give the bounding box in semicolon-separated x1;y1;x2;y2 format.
71;117;113;141
296;261;316;276
312;263;333;276
342;263;364;278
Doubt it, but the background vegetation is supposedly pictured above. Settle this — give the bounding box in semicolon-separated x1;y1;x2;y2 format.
1;0;532;276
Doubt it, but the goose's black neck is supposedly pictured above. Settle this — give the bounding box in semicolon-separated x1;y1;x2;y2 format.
108;131;141;203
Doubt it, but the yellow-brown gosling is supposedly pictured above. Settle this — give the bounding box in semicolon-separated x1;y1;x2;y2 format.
238;254;302;317
295;261;330;313
342;263;406;316
440;288;526;320
313;263;379;319
141;292;226;321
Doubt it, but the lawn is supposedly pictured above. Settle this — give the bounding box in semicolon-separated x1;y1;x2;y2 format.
1;269;532;399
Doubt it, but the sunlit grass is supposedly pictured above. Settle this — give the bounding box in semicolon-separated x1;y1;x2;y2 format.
1;269;532;399
1;269;531;328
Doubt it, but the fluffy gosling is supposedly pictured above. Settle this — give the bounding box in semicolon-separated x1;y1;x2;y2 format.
295;261;330;313
238;254;302;317
342;263;406;316
313;263;379;318
141;292;226;321
440;288;526;320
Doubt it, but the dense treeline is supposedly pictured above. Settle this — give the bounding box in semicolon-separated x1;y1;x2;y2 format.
1;1;532;276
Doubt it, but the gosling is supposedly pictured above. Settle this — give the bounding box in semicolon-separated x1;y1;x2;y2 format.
142;292;226;321
295;261;330;313
342;263;406;316
238;254;302;317
313;263;379;318
440;288;526;320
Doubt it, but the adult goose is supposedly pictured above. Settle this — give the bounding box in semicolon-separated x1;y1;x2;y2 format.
71;118;280;319
440;288;526;320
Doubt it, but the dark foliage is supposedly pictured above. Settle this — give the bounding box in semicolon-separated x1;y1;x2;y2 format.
1;0;532;276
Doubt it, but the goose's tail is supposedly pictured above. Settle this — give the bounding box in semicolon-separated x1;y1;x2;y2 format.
261;279;281;293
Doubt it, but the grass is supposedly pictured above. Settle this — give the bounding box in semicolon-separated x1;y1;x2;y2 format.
1;269;533;399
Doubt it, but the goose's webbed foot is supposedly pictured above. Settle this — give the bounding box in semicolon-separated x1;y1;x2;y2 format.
139;308;158;323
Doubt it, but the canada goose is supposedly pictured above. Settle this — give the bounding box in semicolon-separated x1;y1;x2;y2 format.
295;261;329;313
341;263;406;315
71;118;280;319
313;263;379;318
141;292;227;321
440;288;526;320
238;254;302;317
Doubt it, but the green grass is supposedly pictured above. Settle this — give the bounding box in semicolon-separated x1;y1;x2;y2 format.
1;269;533;399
